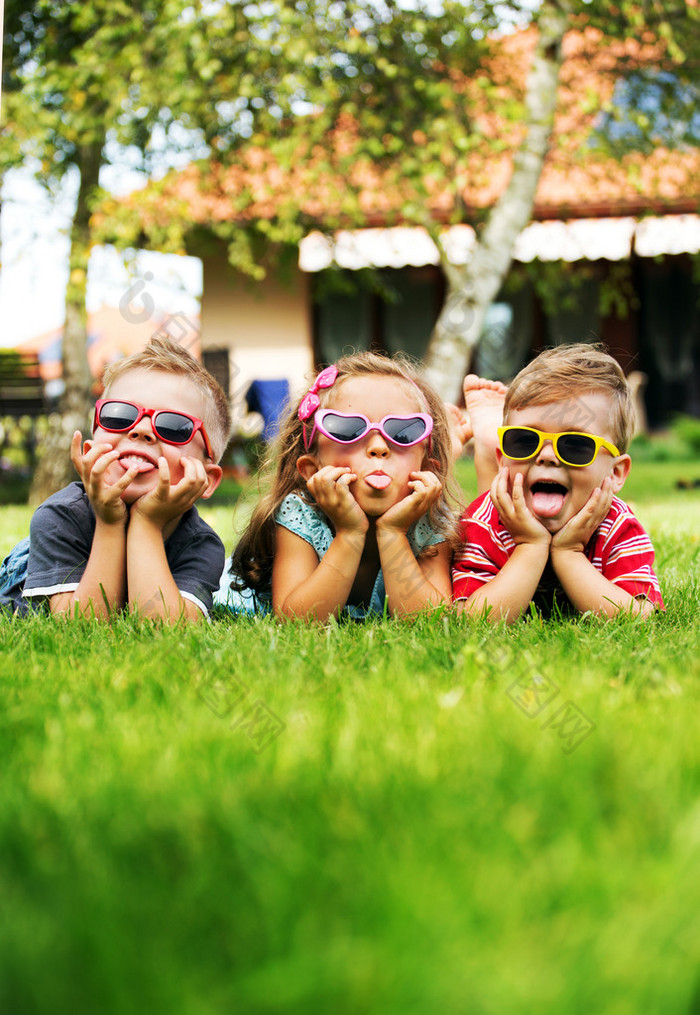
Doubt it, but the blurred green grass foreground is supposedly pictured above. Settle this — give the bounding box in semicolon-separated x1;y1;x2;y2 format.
1;452;699;1015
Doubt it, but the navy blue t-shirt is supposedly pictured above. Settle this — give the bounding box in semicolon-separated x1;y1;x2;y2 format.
1;482;224;617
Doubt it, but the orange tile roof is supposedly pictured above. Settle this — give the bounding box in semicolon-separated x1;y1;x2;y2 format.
100;25;700;239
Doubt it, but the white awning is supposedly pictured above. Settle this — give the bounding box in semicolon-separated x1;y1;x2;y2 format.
514;217;637;262
634;214;700;257
298;214;700;271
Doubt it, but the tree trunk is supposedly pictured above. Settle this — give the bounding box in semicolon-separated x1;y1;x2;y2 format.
422;1;571;402
29;138;104;506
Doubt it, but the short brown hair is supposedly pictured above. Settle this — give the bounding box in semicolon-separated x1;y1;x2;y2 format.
504;344;635;452
102;336;231;461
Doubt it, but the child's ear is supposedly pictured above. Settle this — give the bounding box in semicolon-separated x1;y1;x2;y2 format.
200;463;223;500
495;447;504;467
609;453;631;493
296;455;318;481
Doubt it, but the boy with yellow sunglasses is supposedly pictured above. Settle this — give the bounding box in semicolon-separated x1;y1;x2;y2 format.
453;344;664;621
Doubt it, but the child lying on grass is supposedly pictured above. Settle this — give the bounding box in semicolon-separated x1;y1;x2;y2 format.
453;344;664;622
0;337;229;623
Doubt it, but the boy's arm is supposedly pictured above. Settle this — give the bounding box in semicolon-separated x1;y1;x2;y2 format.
49;434;137;618
458;542;550;622
550;482;655;619
49;519;127;618
127;456;212;623
549;550;655;618
456;471;551;623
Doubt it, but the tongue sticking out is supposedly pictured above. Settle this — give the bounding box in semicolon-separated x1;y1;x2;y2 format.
366;474;391;490
531;488;566;518
121;456;156;473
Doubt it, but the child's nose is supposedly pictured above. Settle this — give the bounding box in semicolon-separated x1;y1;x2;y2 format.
128;414;157;442
366;427;390;456
536;440;559;465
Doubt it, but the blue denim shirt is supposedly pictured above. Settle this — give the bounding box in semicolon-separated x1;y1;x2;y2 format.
0;536;30;615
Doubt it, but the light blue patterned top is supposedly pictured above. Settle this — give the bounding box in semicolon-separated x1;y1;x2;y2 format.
214;492;445;619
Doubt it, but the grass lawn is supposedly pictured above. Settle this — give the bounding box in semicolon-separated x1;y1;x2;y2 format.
1;456;699;1014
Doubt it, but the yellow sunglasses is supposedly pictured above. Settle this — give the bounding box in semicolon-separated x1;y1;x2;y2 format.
498;426;621;467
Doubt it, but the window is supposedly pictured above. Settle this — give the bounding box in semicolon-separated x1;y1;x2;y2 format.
313;267;443;365
202;349;230;400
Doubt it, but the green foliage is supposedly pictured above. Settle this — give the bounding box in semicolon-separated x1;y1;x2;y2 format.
672;414;700;456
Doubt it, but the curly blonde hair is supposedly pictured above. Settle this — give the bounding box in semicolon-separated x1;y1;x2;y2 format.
230;351;460;596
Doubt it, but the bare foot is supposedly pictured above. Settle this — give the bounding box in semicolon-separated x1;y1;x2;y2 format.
463;374;508;494
446;403;472;462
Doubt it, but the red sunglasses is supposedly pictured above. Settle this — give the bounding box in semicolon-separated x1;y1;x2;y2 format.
93;399;214;459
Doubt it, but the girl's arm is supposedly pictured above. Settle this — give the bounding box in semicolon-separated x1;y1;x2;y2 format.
272;525;366;620
273;466;369;621
375;470;451;615
376;530;452;615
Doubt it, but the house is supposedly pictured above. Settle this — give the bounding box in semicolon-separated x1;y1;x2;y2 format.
98;25;700;428
17;305;202;399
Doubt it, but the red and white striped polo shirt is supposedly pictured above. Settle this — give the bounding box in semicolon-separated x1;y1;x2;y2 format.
452;492;664;610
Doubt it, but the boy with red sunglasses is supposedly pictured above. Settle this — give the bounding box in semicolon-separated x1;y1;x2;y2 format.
1;337;230;622
453;344;664;621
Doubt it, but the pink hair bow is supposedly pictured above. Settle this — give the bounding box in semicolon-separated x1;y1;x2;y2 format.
298;364;338;422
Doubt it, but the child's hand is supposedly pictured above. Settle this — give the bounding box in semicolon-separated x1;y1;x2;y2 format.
70;430;137;525
551;477;614;554
490;468;551;546
376;470;442;534
306;466;369;535
131;455;209;530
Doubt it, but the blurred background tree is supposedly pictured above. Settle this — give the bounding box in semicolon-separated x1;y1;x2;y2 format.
2;0;698;498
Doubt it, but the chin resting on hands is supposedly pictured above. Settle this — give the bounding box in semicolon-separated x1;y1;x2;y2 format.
306;466;368;534
376;470;442;534
490;469;550;546
131;456;209;528
551;478;614;554
71;431;137;525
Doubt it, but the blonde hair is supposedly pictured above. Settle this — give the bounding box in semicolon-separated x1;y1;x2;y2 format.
504;344;635;452
102;336;232;462
230;350;459;596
